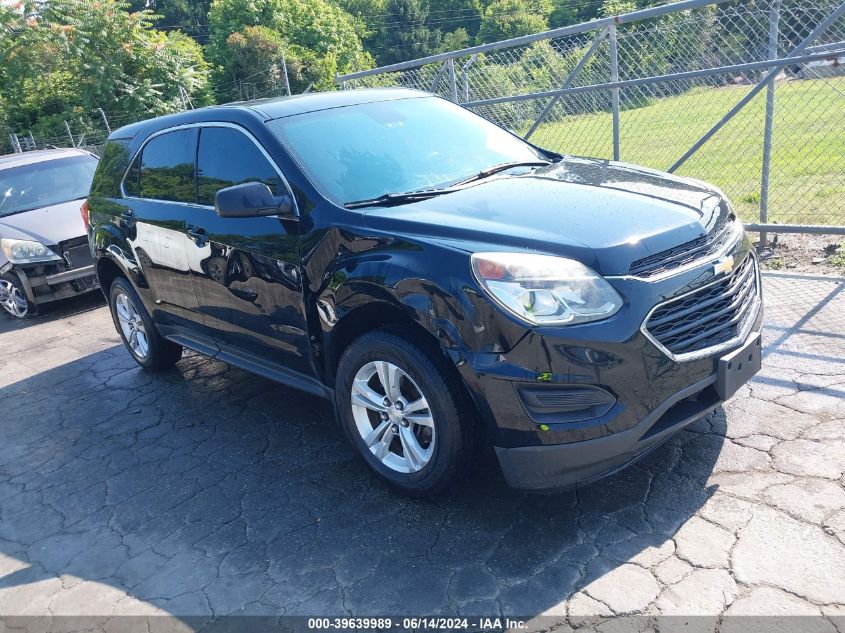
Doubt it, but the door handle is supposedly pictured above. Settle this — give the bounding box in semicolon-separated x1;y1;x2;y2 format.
186;226;208;247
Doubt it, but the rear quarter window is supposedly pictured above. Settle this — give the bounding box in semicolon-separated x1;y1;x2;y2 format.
90;140;132;198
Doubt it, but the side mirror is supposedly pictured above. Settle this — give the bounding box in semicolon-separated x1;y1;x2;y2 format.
214;182;296;219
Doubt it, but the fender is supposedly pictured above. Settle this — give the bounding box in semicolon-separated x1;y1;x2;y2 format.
307;223;529;378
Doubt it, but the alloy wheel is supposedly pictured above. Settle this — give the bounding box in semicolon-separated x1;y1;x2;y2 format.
0;279;28;318
114;291;149;359
350;360;435;473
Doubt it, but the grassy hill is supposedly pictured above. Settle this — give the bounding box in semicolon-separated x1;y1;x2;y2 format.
527;77;845;226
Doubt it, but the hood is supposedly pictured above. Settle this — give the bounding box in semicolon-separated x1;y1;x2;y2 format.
0;199;87;246
362;156;731;276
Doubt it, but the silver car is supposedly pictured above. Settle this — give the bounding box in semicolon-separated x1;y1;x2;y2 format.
0;148;99;318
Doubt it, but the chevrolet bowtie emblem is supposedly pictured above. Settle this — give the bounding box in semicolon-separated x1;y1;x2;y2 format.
713;256;735;276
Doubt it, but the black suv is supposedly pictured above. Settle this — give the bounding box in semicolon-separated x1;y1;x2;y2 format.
87;88;763;496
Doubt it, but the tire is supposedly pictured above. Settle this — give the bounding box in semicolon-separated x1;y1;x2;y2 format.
335;329;476;497
0;273;36;319
109;276;182;371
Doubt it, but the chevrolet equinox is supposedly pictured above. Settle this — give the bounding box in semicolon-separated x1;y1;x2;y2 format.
86;88;763;496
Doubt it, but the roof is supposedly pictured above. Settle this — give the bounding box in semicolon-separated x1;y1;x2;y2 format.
109;88;430;142
0;148;92;169
232;87;429;119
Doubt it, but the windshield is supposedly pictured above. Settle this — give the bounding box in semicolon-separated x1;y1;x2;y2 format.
0;154;98;218
267;96;544;205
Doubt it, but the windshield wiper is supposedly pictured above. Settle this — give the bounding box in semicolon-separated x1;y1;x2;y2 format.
447;160;552;188
343;160;552;209
344;188;455;209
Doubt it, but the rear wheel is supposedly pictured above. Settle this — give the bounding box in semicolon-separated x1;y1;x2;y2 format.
109;276;182;370
335;329;475;496
0;273;36;319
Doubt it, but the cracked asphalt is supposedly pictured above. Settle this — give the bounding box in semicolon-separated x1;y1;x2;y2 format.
0;273;844;626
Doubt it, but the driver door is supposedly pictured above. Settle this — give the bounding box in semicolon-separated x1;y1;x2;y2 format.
181;124;311;377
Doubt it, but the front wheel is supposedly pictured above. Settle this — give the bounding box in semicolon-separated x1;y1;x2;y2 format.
335;330;476;497
0;273;36;319
109;276;182;371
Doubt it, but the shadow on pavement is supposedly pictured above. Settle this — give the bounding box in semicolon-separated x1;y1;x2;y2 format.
0;344;725;620
0;291;105;335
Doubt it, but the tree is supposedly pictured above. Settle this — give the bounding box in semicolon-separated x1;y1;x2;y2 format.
369;0;443;66
207;0;371;92
141;0;212;42
0;0;211;140
477;0;551;43
425;0;482;36
211;25;331;100
440;27;470;53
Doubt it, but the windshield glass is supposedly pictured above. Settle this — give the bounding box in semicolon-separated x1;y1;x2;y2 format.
267;96;544;204
0;154;98;218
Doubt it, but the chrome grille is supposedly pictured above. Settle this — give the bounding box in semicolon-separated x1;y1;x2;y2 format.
629;216;737;278
644;254;759;359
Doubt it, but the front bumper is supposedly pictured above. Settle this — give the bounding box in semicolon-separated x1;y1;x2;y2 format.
494;330;764;490
456;246;763;491
9;253;98;307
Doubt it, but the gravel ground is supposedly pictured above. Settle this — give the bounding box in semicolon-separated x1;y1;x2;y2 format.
0;274;843;630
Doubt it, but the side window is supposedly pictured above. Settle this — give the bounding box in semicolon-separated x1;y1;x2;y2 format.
197;127;284;207
138;128;197;203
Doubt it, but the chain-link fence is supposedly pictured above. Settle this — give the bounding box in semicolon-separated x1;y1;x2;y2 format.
0;107;147;159
338;0;845;234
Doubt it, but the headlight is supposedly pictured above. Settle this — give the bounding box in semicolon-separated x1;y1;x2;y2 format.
471;252;623;325
0;238;61;264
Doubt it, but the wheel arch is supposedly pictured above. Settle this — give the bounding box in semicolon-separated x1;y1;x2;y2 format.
325;300;435;386
325;299;489;448
95;256;124;296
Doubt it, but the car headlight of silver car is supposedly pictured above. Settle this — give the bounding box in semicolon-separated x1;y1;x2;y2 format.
0;238;62;264
471;252;623;325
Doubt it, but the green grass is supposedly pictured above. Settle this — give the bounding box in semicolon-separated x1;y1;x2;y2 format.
528;78;845;226
828;244;845;268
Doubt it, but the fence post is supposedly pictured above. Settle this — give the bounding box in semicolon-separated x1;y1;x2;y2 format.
9;134;22;154
669;0;845;173
63;121;76;148
759;0;781;249
447;58;458;102
609;22;620;161
524;26;609;140
281;54;291;96
462;55;478;103
98;108;111;134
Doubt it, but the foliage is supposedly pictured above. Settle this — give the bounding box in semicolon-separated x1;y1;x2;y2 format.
206;0;371;92
368;0;443;65
0;0;211;140
211;26;287;101
129;0;212;39
425;0;482;36
478;0;551;43
440;28;470;53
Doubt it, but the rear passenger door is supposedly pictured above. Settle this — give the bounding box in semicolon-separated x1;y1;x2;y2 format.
182;124;310;376
122;128;202;322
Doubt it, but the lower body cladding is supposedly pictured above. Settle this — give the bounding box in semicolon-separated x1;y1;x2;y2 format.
458;256;764;491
